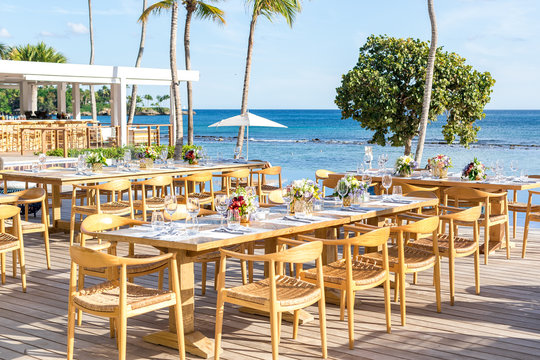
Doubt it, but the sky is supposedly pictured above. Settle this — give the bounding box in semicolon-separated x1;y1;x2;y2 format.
1;0;539;110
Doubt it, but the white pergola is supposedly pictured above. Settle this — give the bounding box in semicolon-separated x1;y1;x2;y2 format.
0;60;199;145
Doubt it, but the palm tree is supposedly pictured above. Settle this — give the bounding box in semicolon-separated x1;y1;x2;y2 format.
183;0;225;145
415;0;438;164
88;0;97;123
140;0;184;159
235;0;303;157
144;94;153;107
128;0;149;125
0;43;11;59
8;42;67;63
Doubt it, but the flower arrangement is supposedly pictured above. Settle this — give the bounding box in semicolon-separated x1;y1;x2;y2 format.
428;154;452;178
85;151;107;166
182;144;202;165
134;145;159;160
395;155;418;177
461;158;487;181
285;179;322;201
228;187;257;217
334;175;362;199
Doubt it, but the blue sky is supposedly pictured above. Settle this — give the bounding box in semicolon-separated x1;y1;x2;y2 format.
1;0;539;109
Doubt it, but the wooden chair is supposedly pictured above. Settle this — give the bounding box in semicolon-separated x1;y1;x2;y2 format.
357;216;442;326
406;206;482;305
67;245;185;360
251;166;282;203
315;169;335;194
175;172;215;210
214;240;327;360
268;189;285;205
131;175;173;221
69;179;134;245
213;169;251;197
396;182;439;197
0;205;26;292
508;175;540;238
7;188;51;269
296;227;392;349
322;176;340;197
522;190;540;258
444;187;510;264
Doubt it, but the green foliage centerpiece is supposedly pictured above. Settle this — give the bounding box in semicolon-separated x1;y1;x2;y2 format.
85;151;107;173
334;175;362;206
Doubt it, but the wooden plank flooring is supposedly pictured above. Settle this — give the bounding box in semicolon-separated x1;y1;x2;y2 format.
0;226;539;360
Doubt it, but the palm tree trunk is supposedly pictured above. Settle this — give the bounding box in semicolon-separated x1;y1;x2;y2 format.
88;0;97;123
128;0;148;125
185;3;195;145
170;1;184;159
235;13;259;157
405;137;413;156
414;0;437;164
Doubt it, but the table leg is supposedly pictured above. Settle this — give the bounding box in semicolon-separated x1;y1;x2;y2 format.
51;184;62;229
143;249;219;359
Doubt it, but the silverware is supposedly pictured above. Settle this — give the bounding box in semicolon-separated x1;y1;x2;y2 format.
283;216;313;223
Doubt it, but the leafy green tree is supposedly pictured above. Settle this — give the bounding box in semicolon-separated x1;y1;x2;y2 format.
335;35;495;156
8;42;67;63
144;94;153;107
0;43;11;59
235;0;303;157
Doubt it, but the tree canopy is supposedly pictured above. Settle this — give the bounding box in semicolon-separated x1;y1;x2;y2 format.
8;42;67;63
335;35;495;155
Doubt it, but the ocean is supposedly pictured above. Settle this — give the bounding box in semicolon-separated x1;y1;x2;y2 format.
91;109;540;226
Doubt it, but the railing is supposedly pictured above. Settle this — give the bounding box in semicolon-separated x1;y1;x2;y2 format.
127;124;172;147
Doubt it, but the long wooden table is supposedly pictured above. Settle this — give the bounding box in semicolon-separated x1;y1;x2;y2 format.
93;196;438;358
0;160;265;231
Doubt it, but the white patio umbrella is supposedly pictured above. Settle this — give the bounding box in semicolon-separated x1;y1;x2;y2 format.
208;112;287;160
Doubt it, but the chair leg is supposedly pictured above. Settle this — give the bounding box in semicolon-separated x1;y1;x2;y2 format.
270;309;280;360
484;226;489;265
318;298;328;359
434;262;441;314
18;246;26;292
77;273;85;326
201;262;207;296
214;260;220;291
277;312;282;342
449;255;455;306
173;299;186;360
158;269;164;291
12;249;17;277
43;229;51;270
347;288;355;349
1;252;5;284
240;258;247;285
69;212;77;246
399;271;406;326
413;272;418;285
292;310;299;339
394;274;399;303
117;315;127;360
339;290;346;321
474;248;480;295
512;211;517;239
505;220;510;260
523;216;530;258
383;277;392;334
109;318;116;338
67;301;76;360
248;243;254;283
214;293;225;360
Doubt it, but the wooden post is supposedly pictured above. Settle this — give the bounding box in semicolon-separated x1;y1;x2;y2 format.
147;126;151;146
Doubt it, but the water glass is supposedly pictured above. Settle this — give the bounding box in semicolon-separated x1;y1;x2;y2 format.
31;162;39;173
281;188;292;213
124;149;131;163
160;149;168;164
362;174;372;187
227;209;241;230
392;185;402;199
313;198;324;211
151;211;165;233
382;173;392;196
510;160;519;177
215;195;229;228
164;195;177;230
166;159;174;168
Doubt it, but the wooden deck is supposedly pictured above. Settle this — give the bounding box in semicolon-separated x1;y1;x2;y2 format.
1;226;539;360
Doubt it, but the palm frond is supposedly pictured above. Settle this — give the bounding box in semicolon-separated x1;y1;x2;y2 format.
195;2;226;25
139;0;175;22
250;0;302;27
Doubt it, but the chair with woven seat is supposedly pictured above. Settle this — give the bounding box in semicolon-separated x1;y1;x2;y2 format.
175;172;215;210
315;169;335;195
69;179;134;245
355;216;441;326
213;169;251;198
6;188;51;269
396;182;439;197
522;190;540;258
296;227;391;349
67;245;185;360
508;175;540;239
406;205;482;305
444;187;509;264
214;239;327;360
0;205;26;292
131;175;173;221
251;166;282;203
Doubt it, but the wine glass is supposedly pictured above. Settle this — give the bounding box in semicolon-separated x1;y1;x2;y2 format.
356;162;364;175
337;180;349;206
495;160;504;180
382;173;392;197
164;195;177;232
215;195;229;229
227;208;240;230
510;160;519;178
377;154;385;170
362;174;372;188
160;149;168;164
186;198;200;234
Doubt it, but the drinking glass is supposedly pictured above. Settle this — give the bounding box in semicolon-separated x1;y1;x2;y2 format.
356;162;364;175
233;145;241;159
186;198;200;234
281;188;292;213
495;160;504;180
382;173;392;196
313;198;324;211
510;160;519;177
164;195;177;231
38;153;46;170
362;174;372;187
151;211;165;233
215;195;229;229
381;153;389;169
337;180;349;206
377;154;385;170
160;149;168;164
31;162;39;173
227;208;241;230
363;153;372;171
392;185;402;199
124;149;131;163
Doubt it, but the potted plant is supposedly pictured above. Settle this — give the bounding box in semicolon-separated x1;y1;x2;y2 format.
182;144;202;165
395;155;418;177
229;187;257;223
427;154;452;178
461;158;487;181
285;179;321;214
86;151;107;173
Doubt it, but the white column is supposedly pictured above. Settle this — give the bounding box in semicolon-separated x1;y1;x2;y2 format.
169;84;176;145
19;82;26;113
119;79;127;146
110;84;117;126
72;83;81;120
57;82;67;114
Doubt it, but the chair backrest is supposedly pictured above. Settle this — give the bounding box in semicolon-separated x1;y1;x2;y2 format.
222;169;250;179
257;166;281;176
70;245;172;269
93;179;133;192
268;189;284;204
441;205;482;222
444;187;504;202
80;214;141;234
315;169;334;181
349;226;390;248
405;190;438;199
396;182;439;196
181;171;213;183
0;204;21;221
393;215;440;235
13;187;46;203
138;175;173;187
221;240;323;264
322;175;340;191
163;205;189;221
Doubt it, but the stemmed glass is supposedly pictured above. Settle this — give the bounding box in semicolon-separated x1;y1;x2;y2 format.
382;173;392;197
215;195;229;229
337;180;349;207
186;198;200;235
510;160;519;178
362;174;372;188
363;153;372;171
38;153;46;171
495;160;504;181
164;195;177;233
160;149;168;165
356;162;364;175
233;145;241;159
377;154;385;170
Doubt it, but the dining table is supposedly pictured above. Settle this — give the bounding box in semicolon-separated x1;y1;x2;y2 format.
91;195;438;358
0;159;266;232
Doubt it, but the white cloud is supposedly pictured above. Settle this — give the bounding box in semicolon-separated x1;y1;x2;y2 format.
67;22;89;35
39;31;58;38
0;28;11;38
